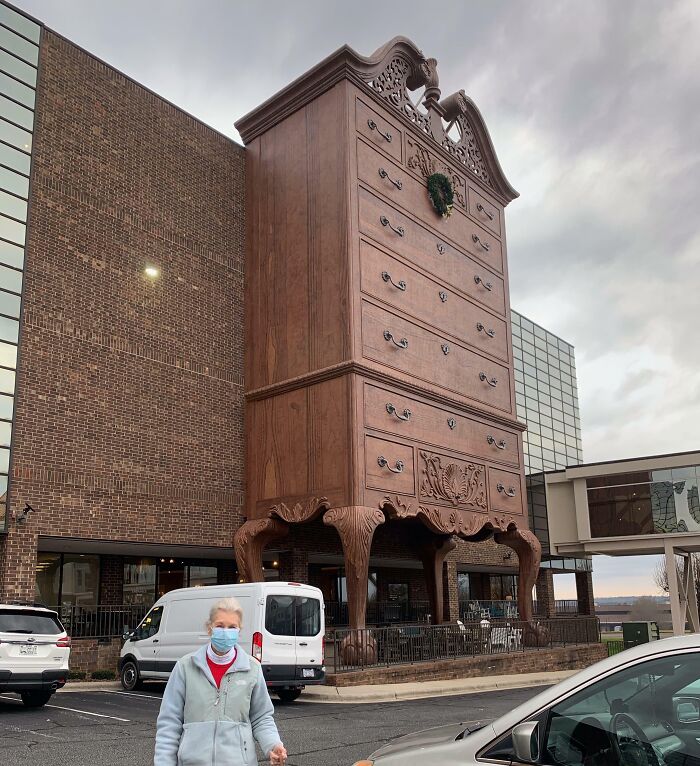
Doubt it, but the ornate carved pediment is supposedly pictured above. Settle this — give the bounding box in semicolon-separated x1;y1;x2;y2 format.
405;136;467;208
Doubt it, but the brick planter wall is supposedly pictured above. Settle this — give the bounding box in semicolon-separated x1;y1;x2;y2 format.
69;638;123;677
325;643;607;686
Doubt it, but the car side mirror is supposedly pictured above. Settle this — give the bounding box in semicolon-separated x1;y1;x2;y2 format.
675;697;700;724
512;721;540;763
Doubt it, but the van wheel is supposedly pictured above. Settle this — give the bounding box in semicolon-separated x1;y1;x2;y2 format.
21;691;52;708
277;688;302;704
120;660;142;691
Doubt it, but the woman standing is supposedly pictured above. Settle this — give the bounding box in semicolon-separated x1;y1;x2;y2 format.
154;597;288;766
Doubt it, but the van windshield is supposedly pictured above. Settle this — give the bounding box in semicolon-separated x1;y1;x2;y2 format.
265;595;320;637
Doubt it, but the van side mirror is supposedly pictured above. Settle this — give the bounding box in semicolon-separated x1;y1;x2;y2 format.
512;721;539;763
675;697;700;724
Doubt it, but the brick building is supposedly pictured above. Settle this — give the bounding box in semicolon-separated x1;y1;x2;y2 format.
0;1;593;631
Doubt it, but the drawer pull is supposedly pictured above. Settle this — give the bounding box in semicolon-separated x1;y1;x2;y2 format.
386;403;411;422
381;270;407;291
380;215;405;237
436;242;446;255
441;343;450;355
474;275;493;291
383;330;408;349
497;482;517;497
439;291;448;303
378;167;403;190
447;417;457;430
479;372;498;387
367;118;392;143
472;233;491;252
477;203;495;221
378;455;404;473
476;322;496;338
487;435;507;450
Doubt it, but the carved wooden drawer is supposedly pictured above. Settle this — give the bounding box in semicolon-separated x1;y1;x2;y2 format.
356;97;403;163
361;300;512;413
488;467;525;515
358;146;503;274
364;382;520;467
360;240;508;362
404;134;468;213
468;187;502;239
358;187;506;316
365;434;414;494
417;448;488;512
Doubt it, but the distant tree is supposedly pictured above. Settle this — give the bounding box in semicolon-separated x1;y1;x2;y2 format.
628;596;667;624
653;554;700;610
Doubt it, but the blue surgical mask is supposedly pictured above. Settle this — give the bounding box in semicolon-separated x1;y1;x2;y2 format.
211;627;239;653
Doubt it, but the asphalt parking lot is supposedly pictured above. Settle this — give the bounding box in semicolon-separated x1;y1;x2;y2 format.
0;684;538;766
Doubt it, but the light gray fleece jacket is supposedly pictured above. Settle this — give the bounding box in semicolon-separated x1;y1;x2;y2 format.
153;645;282;766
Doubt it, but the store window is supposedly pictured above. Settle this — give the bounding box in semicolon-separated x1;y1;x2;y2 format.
35;552;61;605
123;558;156;606
189;564;218;588
34;553;99;607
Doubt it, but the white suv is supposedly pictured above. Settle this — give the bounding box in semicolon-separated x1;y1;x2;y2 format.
0;604;71;707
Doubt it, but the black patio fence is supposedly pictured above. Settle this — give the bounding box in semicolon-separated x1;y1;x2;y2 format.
51;604;149;640
325;616;601;673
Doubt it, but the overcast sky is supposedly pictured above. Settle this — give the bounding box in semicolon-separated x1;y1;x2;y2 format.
12;0;700;599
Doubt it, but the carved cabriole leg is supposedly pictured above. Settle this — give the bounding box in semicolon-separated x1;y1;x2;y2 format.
416;535;456;624
323;506;385;629
493;527;541;622
233;518;289;583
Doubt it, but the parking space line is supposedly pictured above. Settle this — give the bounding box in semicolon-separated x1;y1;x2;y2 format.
0;694;130;722
99;690;163;701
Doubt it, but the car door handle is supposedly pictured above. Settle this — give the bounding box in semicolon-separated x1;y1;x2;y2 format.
152;639;159;643
299;642;308;646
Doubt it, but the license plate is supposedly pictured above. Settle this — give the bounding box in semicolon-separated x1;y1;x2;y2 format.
19;645;38;655
302;668;315;678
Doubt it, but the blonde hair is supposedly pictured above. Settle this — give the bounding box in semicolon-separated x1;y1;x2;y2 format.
206;597;243;629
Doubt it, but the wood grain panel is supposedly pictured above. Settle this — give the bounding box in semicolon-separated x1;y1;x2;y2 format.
359;241;508;361
363;382;520;467
358;187;506;315
361;300;512;412
488;467;525;516
355;97;403;162
364;434;414;494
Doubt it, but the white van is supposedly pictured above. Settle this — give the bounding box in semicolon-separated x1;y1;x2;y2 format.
119;582;324;702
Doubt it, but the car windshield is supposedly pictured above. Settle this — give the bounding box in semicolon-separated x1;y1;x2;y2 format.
0;609;62;634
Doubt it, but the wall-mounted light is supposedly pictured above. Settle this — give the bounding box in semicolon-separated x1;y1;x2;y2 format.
16;503;35;524
144;266;160;278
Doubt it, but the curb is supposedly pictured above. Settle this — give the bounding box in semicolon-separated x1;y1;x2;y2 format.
58;681;122;692
298;670;576;704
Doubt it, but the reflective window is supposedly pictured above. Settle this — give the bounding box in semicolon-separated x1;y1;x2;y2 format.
0;445;8;472
0;213;23;244
0;288;20;316
0;47;36;86
0;117;31;152
0;93;32;130
0;164;28;198
0;419;10;445
0;340;16;368
134;605;163;640
0;5;41;44
0;138;30;173
0;69;34;107
0;23;39;64
0;262;21;293
0;365;13;392
0;392;12;419
123;558;156;606
0;188;26;220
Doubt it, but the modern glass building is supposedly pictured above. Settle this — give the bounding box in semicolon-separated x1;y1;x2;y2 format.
511;310;590;572
0;4;39;531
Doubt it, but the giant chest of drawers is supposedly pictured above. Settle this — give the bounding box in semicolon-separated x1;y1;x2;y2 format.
238;40;528;540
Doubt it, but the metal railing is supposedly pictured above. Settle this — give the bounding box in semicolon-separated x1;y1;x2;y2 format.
606;640;625;657
554;600;580;615
325;601;431;627
459;599;581;620
51;604;149;639
325;616;601;673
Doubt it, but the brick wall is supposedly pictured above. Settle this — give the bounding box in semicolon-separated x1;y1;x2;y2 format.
0;30;245;601
326;643;608;686
99;556;123;605
69;638;122;677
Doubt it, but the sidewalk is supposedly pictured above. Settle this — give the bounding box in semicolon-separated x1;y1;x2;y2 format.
299;670;576;703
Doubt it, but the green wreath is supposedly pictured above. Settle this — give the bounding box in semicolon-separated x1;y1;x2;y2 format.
427;173;454;218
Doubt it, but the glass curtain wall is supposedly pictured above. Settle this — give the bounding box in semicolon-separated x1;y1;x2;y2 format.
0;3;40;530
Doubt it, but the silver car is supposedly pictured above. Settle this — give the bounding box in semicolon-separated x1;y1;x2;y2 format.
353;634;700;766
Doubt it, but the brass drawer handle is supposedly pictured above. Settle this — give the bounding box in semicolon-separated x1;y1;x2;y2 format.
477;203;495;221
487;435;507;450
384;330;408;349
378;167;402;190
474;275;493;291
476;322;496;338
497;482;516;497
441;343;450;355
378;455;404;473
436;242;446;255
386;403;411;421
447;417;456;430
439;291;448;303
479;372;498;387
380;215;405;237
472;233;490;252
367;118;392;143
381;271;406;291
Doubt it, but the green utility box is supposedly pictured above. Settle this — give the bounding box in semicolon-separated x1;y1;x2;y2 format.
622;621;660;648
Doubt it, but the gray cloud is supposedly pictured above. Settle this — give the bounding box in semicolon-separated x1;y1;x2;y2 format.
12;1;700;465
